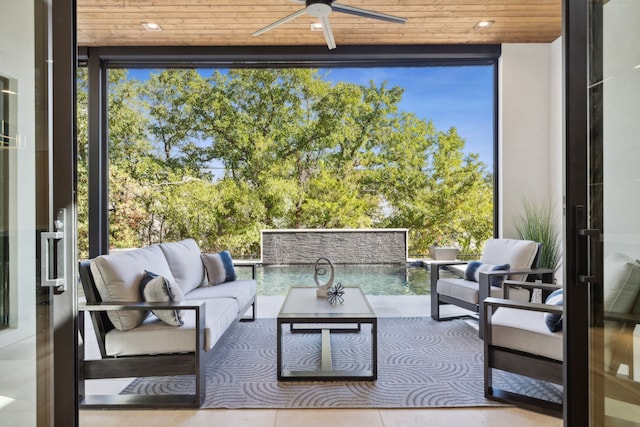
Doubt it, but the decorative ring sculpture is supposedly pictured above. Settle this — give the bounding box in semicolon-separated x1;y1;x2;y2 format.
314;257;335;297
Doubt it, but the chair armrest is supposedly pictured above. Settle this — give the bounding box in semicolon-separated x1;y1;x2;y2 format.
79;301;205;312
503;280;560;293
430;260;468;267
503;280;561;299
480;267;555;280
478;267;553;303
484;296;563;315
430;260;468;286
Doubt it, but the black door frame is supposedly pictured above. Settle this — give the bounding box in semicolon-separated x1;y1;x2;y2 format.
78;44;502;258
52;0;79;425
563;0;591;425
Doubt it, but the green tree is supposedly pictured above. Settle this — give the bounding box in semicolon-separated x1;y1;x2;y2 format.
77;68;150;257
79;67;494;259
383;126;493;255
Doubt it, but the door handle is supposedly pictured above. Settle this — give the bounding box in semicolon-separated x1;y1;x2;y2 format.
41;208;67;292
575;205;601;285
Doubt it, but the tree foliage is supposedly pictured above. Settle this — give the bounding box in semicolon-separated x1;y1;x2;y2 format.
77;68;493;259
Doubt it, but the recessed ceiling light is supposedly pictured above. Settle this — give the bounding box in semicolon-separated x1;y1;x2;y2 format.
310;22;323;32
142;22;163;31
474;21;495;29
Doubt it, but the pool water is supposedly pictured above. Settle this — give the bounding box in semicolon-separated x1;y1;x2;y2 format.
236;263;458;296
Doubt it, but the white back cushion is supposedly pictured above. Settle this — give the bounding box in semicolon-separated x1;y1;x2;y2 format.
481;239;538;281
159;238;206;294
604;252;640;313
90;245;175;330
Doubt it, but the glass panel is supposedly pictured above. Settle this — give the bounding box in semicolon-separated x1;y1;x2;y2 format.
0;1;52;425
589;0;640;424
0;76;11;329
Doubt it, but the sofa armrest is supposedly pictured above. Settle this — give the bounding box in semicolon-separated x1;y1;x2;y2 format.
79;301;207;360
232;260;260;279
79;300;205;312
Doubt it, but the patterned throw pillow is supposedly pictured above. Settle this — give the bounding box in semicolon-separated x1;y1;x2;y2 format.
139;270;184;326
464;261;510;287
201;250;237;286
544;288;563;332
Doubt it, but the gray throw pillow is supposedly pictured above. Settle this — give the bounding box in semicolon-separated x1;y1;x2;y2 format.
201;251;236;285
139;270;184;326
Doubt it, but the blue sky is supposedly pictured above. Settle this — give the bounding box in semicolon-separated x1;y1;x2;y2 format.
322;66;494;168
128;65;494;169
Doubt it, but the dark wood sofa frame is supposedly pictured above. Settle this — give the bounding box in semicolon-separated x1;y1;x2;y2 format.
78;260;257;409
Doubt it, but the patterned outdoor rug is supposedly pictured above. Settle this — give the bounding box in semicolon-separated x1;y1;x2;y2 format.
122;317;562;408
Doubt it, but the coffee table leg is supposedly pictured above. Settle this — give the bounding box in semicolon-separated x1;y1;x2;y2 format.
321;329;332;371
371;319;377;380
277;319;283;380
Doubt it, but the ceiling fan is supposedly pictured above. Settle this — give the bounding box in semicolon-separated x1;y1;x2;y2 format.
251;0;407;50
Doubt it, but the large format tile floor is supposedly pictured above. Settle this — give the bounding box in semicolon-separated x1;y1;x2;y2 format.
80;295;562;427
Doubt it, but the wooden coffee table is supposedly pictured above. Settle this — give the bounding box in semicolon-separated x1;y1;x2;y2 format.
276;285;377;381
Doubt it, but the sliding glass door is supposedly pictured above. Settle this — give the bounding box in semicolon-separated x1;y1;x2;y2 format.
587;1;640;425
0;1;77;426
567;0;640;425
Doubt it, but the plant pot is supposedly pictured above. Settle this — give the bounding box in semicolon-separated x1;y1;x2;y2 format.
428;246;460;260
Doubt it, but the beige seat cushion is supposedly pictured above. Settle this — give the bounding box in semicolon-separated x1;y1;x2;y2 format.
185;279;257;313
105;297;239;356
490;307;563;361
437;277;530;304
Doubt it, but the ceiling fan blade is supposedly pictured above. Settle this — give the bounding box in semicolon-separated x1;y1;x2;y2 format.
251;8;308;37
332;3;407;24
319;15;336;50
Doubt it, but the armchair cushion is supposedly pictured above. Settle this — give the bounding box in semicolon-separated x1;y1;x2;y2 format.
481;239;538;281
544;288;564;332
437;277;529;304
491;306;563;361
465;261;510;287
140;270;185;326
604;252;640;313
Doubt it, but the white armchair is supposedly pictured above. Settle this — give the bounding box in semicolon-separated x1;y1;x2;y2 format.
483;280;563;417
430;238;555;338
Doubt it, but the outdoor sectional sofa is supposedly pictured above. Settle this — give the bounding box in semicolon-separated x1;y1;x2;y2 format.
78;238;257;408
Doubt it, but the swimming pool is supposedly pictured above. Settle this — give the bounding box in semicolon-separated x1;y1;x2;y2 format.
236;263;459;296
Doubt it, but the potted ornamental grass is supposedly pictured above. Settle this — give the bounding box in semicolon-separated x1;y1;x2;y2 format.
514;199;561;272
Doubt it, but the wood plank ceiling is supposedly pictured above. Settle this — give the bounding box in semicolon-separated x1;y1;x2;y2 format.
77;0;562;48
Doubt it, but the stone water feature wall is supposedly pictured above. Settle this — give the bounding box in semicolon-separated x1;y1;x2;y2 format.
261;229;408;265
